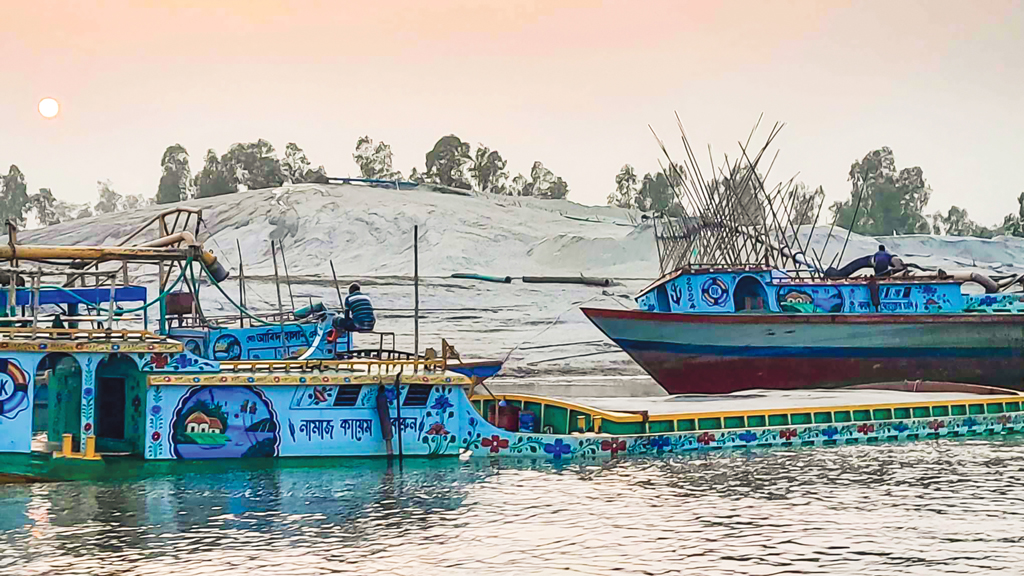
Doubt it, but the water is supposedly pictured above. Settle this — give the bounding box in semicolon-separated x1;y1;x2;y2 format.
4;437;1024;575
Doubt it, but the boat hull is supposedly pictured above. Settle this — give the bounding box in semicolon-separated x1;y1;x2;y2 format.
581;308;1024;394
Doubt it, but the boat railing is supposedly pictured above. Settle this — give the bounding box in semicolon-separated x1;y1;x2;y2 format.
219;356;448;375
0;327;175;343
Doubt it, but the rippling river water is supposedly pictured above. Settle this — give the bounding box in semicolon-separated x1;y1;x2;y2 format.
4;437;1024;575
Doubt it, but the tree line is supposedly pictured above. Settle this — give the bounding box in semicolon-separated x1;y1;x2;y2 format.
608;146;1024;239
352;134;569;199
0;164;149;227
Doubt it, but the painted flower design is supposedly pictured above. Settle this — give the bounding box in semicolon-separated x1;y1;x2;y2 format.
131;395;142;412
821;426;839;439
737;431;758;443
697;432;716;445
150;353;169;369
427;422;449;436
480;434;509;453
650;436;672;451
892;422;910;433
430;395;454;411
544;438;572;460
174;354;194;369
778;429;798;441
997;415;1012;426
857;424;875;434
384;386;398;403
83;387;94;399
600;439;626;455
928;420;946;431
963;417;978;429
151;431;161;442
83;422;93;433
150;405;162;416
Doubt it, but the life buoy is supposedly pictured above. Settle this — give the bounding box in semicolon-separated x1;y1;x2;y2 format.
0;358;29;420
325;328;338;343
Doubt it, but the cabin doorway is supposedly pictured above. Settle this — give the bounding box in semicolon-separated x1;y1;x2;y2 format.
95;354;147;455
734;276;769;312
36;353;82;452
96;376;126;440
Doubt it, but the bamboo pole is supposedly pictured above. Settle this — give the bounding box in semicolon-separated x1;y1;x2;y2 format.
413;225;420;373
237;240;246;329
270;241;289;357
330;261;344;308
279;239;296;312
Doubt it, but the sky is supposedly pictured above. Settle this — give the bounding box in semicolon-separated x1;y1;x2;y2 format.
2;0;1023;225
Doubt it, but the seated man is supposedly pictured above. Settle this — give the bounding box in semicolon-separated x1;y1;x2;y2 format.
872;244;894;275
335;282;376;333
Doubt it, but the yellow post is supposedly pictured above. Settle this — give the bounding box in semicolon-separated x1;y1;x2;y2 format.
593;416;603;433
61;433;72;456
84;435;97;459
576;415;586;432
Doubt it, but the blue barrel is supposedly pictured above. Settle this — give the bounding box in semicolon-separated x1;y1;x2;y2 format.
519;411;536;433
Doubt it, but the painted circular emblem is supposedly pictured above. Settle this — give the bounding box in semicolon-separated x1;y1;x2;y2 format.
0;359;30;420
700;277;729;307
212;334;242;361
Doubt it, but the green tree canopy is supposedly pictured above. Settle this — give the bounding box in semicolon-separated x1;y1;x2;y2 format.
425;135;472;189
156;144;191;204
94;180;122;214
469;145;508;194
194;149;238;199
30;188;60;226
223;140;284;190
282;143;328;184
0;165;31;227
830;147;931;235
608;164;639;208
353;136;401;181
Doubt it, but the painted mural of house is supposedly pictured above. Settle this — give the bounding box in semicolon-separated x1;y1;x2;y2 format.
185;412;224;434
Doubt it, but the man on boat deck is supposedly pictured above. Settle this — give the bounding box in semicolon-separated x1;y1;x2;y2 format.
873;245;894;275
340;283;376;332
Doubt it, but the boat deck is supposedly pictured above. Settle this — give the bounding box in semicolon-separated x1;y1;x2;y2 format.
563;388;1009;416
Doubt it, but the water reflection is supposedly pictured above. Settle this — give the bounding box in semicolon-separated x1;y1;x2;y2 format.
5;438;1024;575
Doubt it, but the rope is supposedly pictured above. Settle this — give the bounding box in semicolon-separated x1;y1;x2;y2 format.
501;293;629;363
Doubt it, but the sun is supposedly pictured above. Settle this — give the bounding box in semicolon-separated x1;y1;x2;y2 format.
38;98;59;119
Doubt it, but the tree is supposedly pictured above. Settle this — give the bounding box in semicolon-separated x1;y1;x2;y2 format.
786;183;826;226
281;143;327;184
468;145;508;194
0;165;31;227
156;144;191;204
194;149;238;199
1002;193;1024;237
829;147;931;235
29;188;60;226
222;139;284;190
509;174;527;197
609;164;639;208
520;161;569;199
94;180;122;214
123;194;149;210
636;172;674;212
353;136;402;181
424;135;471;189
408;167;426;184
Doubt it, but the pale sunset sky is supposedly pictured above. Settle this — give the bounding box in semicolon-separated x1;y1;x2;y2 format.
2;0;1022;225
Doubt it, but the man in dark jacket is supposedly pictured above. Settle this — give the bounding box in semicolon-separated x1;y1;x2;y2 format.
873;245;894;275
